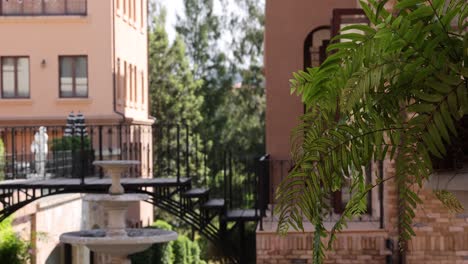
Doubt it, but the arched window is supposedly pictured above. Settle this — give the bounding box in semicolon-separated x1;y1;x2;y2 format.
303;26;331;70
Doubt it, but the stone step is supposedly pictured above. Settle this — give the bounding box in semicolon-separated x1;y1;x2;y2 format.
182;188;210;198
201;198;225;210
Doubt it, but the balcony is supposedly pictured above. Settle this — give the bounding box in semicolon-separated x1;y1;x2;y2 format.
0;0;86;16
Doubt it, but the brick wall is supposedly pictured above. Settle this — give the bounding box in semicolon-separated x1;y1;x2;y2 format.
256;231;391;264
256;157;468;263
407;189;468;264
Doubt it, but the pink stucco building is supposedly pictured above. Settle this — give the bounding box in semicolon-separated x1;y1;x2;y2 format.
0;1;152;263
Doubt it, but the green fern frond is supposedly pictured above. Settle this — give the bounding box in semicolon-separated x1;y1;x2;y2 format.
279;0;467;263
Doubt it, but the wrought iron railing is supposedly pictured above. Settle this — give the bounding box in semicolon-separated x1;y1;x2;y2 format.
257;156;384;230
0;122;264;212
0;0;87;16
153;122;262;210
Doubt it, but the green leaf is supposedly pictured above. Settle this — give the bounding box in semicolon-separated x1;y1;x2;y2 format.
457;85;468;114
395;0;425;9
422;134;443;158
332;33;367;43
425;80;452;94
340;24;375;35
408;6;434;20
327;42;357;52
448;93;460;118
407;103;435;113
428;124;446;155
360;1;376;24
412;90;444;103
434;111;450;143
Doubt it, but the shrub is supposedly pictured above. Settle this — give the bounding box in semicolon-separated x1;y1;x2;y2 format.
130;220;206;264
0;218;30;264
50;136;91;152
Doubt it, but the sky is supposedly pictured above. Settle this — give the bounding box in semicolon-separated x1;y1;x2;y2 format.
157;0;183;43
155;0;227;43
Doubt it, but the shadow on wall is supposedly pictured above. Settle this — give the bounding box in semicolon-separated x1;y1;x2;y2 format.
45;245;61;264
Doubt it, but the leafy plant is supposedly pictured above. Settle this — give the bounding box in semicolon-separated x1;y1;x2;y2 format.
50;136;91;152
0;218;30;264
276;0;467;262
130;220;206;264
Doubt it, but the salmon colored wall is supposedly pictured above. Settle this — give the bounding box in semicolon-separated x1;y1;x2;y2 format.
0;1;114;123
265;0;358;160
0;0;151;125
114;0;149;123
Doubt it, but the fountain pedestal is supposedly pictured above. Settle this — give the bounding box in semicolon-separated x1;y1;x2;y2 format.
60;161;178;264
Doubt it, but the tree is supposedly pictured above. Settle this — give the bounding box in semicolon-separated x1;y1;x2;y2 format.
221;0;266;156
148;4;207;182
276;0;467;263
149;5;203;125
176;0;265;152
176;0;234;152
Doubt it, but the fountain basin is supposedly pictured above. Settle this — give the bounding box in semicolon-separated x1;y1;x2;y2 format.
84;194;149;203
60;229;178;256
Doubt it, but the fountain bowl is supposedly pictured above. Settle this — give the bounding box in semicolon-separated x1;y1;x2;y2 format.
60;228;178;256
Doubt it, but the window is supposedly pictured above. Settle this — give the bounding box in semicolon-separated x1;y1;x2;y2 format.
0;0;87;16
116;58;121;100
1;57;29;98
132;0;136;22
123;61;127;104
133;66;137;103
59;56;88;98
140;0;144;28
141;71;144;105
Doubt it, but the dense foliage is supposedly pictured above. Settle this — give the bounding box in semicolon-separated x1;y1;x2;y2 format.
148;0;265;262
276;0;467;262
176;0;265;155
148;4;205;179
131;220;206;264
0;218;30;264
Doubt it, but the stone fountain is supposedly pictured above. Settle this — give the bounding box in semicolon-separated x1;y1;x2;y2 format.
60;160;178;264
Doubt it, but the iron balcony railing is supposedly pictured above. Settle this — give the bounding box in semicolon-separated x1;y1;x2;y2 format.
153;122;262;211
0;124;151;183
0;0;87;16
0;122;263;212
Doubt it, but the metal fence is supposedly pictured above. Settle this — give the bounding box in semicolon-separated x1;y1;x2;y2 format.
0;124;151;181
0;122;264;211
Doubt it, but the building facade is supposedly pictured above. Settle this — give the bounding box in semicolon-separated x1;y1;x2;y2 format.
0;1;152;263
259;0;468;263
